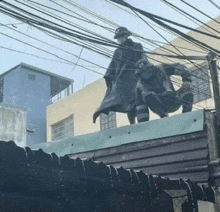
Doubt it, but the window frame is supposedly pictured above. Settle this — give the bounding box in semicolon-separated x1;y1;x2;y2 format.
100;112;117;131
190;64;211;104
51;115;74;141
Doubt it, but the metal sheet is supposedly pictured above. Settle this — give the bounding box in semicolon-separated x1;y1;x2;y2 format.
32;110;204;156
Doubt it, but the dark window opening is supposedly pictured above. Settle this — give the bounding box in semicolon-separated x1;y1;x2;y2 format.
51;115;74;141
28;74;36;81
100;112;117;131
191;65;211;103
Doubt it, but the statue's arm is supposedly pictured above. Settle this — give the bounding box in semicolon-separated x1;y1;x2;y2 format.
104;50;118;87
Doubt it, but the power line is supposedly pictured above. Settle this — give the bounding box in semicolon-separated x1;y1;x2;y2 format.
160;0;219;36
180;0;220;26
72;47;84;72
1;1;119;47
0;0;216;100
109;0;220;55
17;0;116;46
0;3;207;61
107;0;220;89
131;9;212;83
24;0;208;61
0;45;71;64
24;0;114;31
24;0;209;75
0;22;211;105
0;22;108;70
208;0;220;10
0;1;211;84
105;0;213;57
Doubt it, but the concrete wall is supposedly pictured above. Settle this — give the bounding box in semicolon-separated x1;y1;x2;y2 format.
0;102;26;147
47;78;106;141
3;66;51;146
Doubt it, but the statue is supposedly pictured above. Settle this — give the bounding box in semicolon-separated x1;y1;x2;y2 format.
93;27;145;124
135;59;194;122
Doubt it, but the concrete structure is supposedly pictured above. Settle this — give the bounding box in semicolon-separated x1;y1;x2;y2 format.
46;16;220;141
0;63;73;146
0;102;26;147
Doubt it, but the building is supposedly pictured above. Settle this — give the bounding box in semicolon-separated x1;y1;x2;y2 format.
0;63;73;146
46;16;220;142
0;102;26;147
33;17;220;211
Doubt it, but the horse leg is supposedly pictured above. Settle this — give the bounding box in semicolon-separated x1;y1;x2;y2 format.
127;112;136;124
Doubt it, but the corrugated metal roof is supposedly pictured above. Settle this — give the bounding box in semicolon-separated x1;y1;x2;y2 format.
69;131;209;183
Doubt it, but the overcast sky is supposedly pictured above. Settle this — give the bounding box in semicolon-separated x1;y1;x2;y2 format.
0;0;219;92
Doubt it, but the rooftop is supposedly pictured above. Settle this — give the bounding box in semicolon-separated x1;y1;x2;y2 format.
0;62;74;97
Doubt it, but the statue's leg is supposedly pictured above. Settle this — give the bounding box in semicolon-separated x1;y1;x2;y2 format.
135;87;150;123
144;92;168;118
176;87;194;113
181;92;194;113
127;112;136;124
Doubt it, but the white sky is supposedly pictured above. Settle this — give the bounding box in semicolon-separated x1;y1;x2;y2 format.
0;0;219;92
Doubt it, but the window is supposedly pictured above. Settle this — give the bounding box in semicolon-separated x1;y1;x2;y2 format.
28;74;36;81
191;65;211;103
100;112;116;131
0;78;3;103
51;115;74;141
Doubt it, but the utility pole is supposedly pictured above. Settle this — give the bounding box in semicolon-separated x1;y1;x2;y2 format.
207;52;220;114
207;52;220;159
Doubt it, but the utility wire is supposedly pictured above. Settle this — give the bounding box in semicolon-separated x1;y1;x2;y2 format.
106;0;212;56
0;21;210;104
23;0;204;68
0;0;215;100
0;4;207;61
108;0;220;55
107;0;220;88
180;0;220;26
72;47;84;71
71;0;220;40
0;1;213;84
60;0;206;55
0;22;107;70
23;0;114;31
19;0;115;58
1;1;119;47
31;0;208;59
17;0;116;46
160;0;219;36
161;0;220;35
131;9;211;81
0;45;72;64
0;31;104;76
208;0;220;10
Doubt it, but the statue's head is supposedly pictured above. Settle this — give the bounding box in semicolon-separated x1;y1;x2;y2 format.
135;59;155;79
114;27;132;44
136;59;154;70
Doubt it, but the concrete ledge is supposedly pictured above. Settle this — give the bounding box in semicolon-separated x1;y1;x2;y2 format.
32;110;204;156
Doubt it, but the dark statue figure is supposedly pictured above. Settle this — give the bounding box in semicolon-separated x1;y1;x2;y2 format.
93;26;194;125
93;27;144;124
135;59;194;123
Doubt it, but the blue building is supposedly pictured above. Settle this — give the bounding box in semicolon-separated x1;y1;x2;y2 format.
0;63;73;146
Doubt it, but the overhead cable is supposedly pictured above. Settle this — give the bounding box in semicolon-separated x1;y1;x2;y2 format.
180;0;220;26
160;0;220;36
0;23;107;70
208;0;220;10
108;0;220;56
